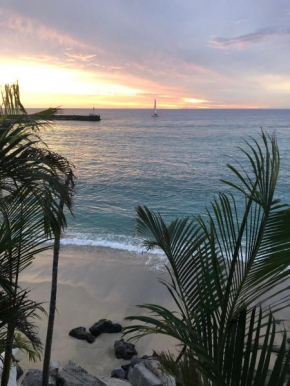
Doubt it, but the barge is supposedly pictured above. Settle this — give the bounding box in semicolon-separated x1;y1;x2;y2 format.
51;114;101;122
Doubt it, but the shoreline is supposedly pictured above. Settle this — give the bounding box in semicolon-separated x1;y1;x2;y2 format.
17;245;176;376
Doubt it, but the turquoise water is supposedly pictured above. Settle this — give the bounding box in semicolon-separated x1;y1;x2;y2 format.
41;109;290;253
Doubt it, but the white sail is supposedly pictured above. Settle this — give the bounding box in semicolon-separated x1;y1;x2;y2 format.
151;98;159;117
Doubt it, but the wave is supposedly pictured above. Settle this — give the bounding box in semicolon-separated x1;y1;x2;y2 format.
60;231;165;257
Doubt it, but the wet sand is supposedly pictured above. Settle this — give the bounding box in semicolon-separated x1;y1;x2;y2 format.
17;245;176;376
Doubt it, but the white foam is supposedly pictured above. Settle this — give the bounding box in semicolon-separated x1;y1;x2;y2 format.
60;232;165;257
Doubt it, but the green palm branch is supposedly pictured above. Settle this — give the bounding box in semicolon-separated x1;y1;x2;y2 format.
124;132;290;385
0;83;74;386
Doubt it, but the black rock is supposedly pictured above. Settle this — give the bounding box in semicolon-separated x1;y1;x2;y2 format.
121;363;132;377
121;363;132;374
111;367;126;379
89;319;122;337
69;326;95;344
114;339;138;360
56;376;66;386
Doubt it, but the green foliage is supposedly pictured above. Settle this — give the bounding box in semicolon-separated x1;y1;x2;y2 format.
0;83;74;385
125;132;290;385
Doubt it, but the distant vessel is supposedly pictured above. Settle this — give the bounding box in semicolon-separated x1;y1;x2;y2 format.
52;107;101;121
51;114;100;122
151;99;159;118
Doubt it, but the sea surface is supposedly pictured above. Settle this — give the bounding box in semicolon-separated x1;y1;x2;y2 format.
37;109;290;258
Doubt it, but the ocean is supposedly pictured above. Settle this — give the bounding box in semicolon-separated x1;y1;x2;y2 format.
40;109;290;255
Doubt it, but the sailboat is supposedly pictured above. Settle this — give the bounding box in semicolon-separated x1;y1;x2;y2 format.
151;99;159;117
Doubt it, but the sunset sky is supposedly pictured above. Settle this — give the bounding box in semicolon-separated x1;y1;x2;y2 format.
0;0;289;108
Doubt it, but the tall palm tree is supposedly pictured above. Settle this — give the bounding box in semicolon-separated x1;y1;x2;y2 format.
0;84;73;386
125;132;290;385
42;171;74;386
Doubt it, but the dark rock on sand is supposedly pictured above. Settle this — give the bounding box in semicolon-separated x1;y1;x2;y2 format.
111;367;126;380
114;339;138;360
69;326;95;344
89;319;122;337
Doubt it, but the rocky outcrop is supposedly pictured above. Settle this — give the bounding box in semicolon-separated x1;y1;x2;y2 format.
89;320;122;337
60;362;131;386
143;359;175;386
127;359;175;386
113;355;175;386
98;377;130;386
128;363;162;386
22;369;43;386
69;327;95;344
114;340;138;360
59;361;106;385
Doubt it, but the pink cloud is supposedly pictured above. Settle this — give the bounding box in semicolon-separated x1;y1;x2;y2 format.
209;28;290;50
0;7;97;52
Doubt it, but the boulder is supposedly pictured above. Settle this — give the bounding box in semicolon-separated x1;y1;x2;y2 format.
144;359;175;386
111;368;126;380
22;369;43;386
89;320;122;337
131;356;142;368
114;339;138;360
59;361;106;386
69;327;95;344
127;363;162;386
98;377;130;386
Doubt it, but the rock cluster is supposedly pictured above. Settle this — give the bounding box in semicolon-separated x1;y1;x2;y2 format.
111;355;176;386
69;319;123;343
90;320;122;337
69;327;95;344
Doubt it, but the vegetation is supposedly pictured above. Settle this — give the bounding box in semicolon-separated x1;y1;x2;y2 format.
125;132;290;385
0;83;73;386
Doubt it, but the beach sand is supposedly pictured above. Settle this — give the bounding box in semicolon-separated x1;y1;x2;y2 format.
17;244;290;378
17;245;176;376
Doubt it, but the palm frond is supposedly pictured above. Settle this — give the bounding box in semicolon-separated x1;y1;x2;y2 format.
124;131;290;385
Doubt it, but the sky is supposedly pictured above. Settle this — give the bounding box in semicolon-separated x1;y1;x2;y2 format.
0;0;289;108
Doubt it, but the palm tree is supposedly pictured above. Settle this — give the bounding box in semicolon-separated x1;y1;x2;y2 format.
125;132;290;385
42;171;74;386
0;83;73;386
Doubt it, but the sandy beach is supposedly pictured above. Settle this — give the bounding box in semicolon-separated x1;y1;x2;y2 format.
17;245;176;376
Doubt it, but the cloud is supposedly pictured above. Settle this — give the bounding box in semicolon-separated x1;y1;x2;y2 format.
21;54;57;62
64;53;96;62
90;63;124;71
0;8;95;51
210;28;290;50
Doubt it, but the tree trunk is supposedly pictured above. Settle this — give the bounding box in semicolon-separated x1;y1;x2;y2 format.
42;173;72;386
1;324;15;386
